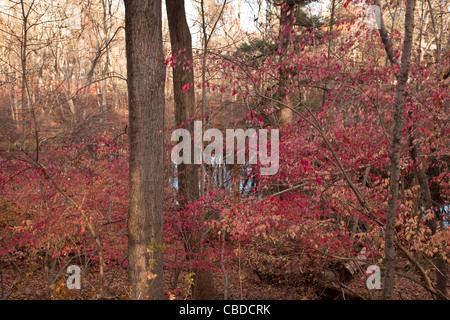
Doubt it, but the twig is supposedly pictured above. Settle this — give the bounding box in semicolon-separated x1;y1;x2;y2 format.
97;254;127;299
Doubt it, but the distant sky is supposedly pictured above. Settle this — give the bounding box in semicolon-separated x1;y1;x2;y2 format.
183;0;329;30
177;0;329;49
183;0;263;33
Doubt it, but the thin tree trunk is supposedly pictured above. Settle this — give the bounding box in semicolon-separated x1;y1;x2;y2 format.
382;0;416;300
101;0;111;124
200;0;208;197
20;0;29;147
9;80;18;123
166;0;199;204
278;0;295;125
322;0;335;106
167;0;216;300
125;0;165;300
374;0;400;67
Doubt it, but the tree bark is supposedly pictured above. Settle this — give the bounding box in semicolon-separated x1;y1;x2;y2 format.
382;0;416;300
166;0;199;204
166;0;217;300
125;0;165;300
278;0;295;125
373;0;400;67
322;0;335;106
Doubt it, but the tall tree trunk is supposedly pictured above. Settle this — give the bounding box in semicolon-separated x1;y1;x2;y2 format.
125;0;165;300
101;0;111;124
382;0;416;300
322;0;335;106
20;0;29;147
9;77;18;123
166;0;217;300
278;0;295;125
166;0;199;204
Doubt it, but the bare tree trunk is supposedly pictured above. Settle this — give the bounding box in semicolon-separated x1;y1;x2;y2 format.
125;0;165;300
322;0;336;106
101;0;111;124
166;0;199;204
425;0;441;61
9;77;18;123
20;0;29;147
167;0;217;300
278;0;295;125
382;0;416;300
200;0;208;197
197;0;227;198
374;0;400;67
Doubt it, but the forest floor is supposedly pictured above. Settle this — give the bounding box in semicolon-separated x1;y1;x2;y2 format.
0;256;443;300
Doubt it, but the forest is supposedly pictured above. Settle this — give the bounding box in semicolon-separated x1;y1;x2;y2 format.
0;0;449;302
